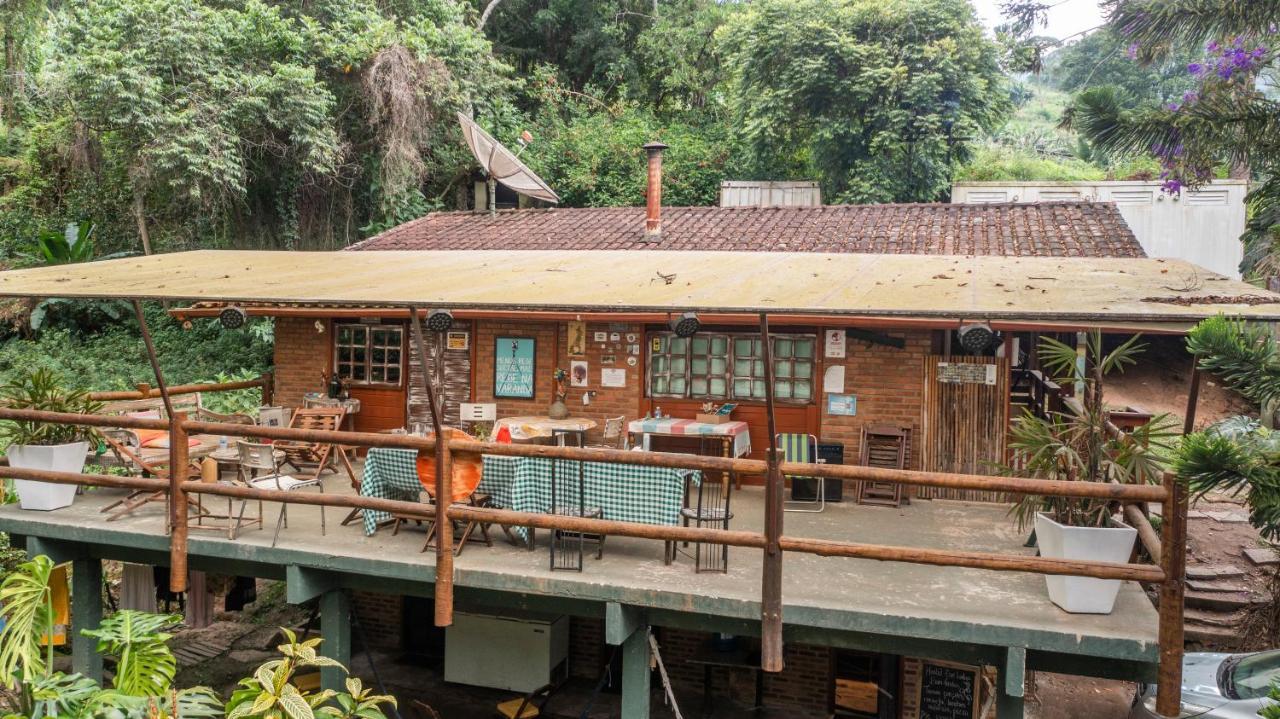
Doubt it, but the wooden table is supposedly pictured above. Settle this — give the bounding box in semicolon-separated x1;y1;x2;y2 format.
493;416;597;444
628;418;752;489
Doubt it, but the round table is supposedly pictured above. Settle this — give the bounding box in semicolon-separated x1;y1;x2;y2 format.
493;416;598;444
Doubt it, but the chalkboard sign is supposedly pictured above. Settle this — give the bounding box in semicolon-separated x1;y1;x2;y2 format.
917;660;978;719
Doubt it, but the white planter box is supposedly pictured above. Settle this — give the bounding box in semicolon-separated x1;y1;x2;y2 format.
7;442;89;511
1035;512;1138;614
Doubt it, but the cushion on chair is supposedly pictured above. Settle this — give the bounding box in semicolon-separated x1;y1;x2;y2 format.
249;474;311;491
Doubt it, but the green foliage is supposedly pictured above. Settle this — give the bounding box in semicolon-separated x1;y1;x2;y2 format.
81;611;180;697
0;368;102;447
954;145;1106;182
1176;418;1280;541
0;555;56;691
721;0;1009;203
199;369;273;417
226;628;394;719
32;222;95;265
1000;332;1176;529
1047;28;1197;104
1185;315;1280;411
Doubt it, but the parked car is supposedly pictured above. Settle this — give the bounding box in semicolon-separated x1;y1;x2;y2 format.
1131;650;1280;717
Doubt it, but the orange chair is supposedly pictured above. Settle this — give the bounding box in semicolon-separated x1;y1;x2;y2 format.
413;428;492;555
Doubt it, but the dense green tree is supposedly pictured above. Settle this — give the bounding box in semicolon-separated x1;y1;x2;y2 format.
721;0;1009;203
1047;28;1197;104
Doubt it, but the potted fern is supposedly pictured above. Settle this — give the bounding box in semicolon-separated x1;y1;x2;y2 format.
0;369;102;510
1003;332;1175;614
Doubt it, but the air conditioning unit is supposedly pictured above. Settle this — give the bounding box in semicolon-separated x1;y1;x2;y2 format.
444;612;569;692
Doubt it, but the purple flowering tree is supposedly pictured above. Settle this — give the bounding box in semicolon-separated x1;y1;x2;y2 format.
1065;0;1280;278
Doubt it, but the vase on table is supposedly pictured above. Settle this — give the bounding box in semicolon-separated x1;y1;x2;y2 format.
548;395;569;420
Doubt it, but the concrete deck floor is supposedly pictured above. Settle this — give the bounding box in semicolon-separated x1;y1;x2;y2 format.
0;463;1160;667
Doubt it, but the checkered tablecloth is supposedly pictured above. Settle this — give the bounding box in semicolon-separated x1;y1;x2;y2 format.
628;418;752;458
480;455;699;542
360;448;423;535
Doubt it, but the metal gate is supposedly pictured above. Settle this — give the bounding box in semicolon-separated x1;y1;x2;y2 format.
920;355;1010;502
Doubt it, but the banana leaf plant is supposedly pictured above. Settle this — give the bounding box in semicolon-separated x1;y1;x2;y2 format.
1000;331;1177;530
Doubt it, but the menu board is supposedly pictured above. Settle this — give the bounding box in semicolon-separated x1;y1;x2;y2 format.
917;661;978;719
936;362;997;386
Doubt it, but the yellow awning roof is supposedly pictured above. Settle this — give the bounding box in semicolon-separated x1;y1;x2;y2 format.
1;250;1277;325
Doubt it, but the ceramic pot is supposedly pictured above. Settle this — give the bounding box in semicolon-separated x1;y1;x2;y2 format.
1034;512;1137;614
7;442;88;511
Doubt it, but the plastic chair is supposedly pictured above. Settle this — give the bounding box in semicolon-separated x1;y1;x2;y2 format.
778;433;824;513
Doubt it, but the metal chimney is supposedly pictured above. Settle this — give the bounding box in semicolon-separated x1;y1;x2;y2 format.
643;141;668;240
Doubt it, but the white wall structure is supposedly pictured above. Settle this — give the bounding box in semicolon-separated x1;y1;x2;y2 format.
951;180;1248;279
720;180;822;208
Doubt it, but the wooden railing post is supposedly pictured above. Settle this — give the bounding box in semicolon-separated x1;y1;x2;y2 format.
261;371;274;406
759;313;784;673
168;412;190;593
408;306;453;627
1155;472;1186;716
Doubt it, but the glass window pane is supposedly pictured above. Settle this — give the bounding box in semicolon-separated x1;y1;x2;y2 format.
734;338;754;356
387;349;401;365
775;339;793;358
353;365;367;381
691;357;708;375
733;379;752;397
753;360;765;376
654;376;669;393
354;347;366;363
776;380;792;399
691;337;709;354
670;337;688;354
671;357;686;374
710;357;727;375
387;367;400;384
734;358;753;376
670;377;687;394
709;378;727;396
795;340;814;358
338;327;353;343
752;379;766;397
373;348;386;363
776;360;792;378
710;336;728;354
654;356;668;372
371;366;385;382
794;380;811;400
795;362;812;379
691;378;708;395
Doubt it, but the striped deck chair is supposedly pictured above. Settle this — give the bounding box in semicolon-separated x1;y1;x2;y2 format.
777;432;824;513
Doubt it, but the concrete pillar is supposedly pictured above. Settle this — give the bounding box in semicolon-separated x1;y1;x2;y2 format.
320;589;351;692
998;648;1027;719
620;625;651;719
71;557;103;683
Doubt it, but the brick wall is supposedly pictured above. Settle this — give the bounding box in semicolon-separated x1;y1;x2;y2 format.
351;590;403;650
818;330;929;470
273;317;331;407
474;320;643;444
657;628;831;718
568;617;606;678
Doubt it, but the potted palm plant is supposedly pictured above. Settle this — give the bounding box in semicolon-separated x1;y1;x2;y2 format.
0;369;101;510
1003;332;1175;614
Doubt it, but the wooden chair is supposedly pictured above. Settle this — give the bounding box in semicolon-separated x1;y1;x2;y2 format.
276;407;356;483
413;428;494;557
239;440;326;547
588;415;627;450
856;424;909;507
99;429;202;522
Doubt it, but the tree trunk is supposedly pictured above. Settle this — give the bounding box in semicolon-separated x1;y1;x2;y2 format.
132;187;153;256
477;0;502;29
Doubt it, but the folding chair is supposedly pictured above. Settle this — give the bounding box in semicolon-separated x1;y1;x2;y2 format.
857;424;909;507
274;407;359;524
778;433;824;513
99;429;202;522
239;440;325;547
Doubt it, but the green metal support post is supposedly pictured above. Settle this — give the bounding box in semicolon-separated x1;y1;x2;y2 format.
71;557;103;683
320;589;351;692
621;624;652;719
998;646;1026;718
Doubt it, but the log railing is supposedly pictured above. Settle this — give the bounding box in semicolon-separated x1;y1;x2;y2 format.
87;373;273;405
0;407;1187;713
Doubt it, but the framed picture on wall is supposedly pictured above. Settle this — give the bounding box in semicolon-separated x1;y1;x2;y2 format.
494;336;536;399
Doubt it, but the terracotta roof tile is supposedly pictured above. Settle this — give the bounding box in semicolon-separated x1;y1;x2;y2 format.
349;202;1145;258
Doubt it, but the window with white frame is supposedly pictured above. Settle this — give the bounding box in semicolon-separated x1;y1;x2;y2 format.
648;332;815;402
334;324;404;385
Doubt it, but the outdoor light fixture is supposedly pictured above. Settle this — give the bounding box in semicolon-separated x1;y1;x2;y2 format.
426;309;454;333
957;323;996;354
670;312;700;338
218;306;248;330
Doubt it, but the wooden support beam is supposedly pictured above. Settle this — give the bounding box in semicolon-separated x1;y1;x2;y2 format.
759;312;784;673
286;566;344;604
1125;503;1161;565
71;557;104;683
620;624;652;719
320;589;351;692
606;601;647;646
1155;472;1187;716
408;305;453;628
1183;367;1202;435
167;413;190;594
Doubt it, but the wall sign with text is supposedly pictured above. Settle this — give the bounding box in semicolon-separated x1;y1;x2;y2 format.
494;336;536;398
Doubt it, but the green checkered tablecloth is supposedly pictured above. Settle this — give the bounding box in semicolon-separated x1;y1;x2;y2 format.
480;455;699;542
360;448;424;535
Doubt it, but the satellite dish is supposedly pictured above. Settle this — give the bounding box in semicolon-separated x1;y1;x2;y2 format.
457;112;560;205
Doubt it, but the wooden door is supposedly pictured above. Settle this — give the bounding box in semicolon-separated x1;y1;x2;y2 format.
407;319;473;428
920;355;1010;501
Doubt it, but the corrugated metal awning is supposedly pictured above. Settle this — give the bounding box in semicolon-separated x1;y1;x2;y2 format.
1;250;1277;325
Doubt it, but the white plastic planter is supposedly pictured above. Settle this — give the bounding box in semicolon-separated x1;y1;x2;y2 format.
7;442;88;511
1035;512;1138;614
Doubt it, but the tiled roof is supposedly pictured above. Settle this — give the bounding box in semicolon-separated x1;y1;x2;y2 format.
350;202;1145;258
